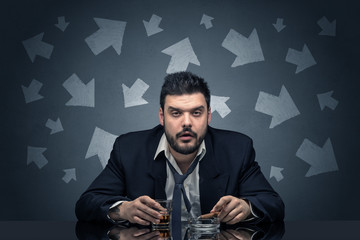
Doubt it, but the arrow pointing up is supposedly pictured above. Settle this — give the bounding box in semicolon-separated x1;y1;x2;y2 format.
21;79;44;104
162;38;200;74
63;73;95;107
200;14;214;29
46;118;64;134
270;166;284;182
143;14;163;36
273;18;286;32
255;85;300;128
222;28;264;67
86;127;117;168
210;95;231;118
62;168;76;183
22;33;54;62
27;146;48;169
286;44;316;74
85;18;127;55
317;16;336;36
296;138;338;177
55;16;69;32
317;91;338;110
122;78;149;108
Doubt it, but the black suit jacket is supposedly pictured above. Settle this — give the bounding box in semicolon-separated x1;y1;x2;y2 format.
75;125;284;223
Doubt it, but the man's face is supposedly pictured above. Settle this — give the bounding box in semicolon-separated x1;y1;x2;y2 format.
159;93;211;155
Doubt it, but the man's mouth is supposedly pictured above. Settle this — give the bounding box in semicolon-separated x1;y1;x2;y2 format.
177;130;195;141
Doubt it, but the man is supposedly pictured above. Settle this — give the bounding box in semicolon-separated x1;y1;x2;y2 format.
75;71;284;226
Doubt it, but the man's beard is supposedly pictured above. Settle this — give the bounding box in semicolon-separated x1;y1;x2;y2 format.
163;120;207;155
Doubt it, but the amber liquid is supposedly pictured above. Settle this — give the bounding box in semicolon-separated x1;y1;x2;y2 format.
158;214;170;225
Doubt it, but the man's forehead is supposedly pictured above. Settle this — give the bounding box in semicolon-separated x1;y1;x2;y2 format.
164;93;206;107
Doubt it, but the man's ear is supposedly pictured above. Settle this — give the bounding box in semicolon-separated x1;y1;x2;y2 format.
159;107;164;126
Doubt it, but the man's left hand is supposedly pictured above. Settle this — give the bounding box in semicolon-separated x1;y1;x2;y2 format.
211;196;251;224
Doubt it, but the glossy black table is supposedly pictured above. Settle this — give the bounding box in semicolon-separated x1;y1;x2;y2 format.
0;220;359;239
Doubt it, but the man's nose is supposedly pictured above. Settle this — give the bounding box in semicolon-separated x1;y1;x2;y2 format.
182;113;192;127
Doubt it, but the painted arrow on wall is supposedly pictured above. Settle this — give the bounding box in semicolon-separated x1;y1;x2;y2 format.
211;95;231;118
46;118;64;135
143;14;163;36
21;79;44;104
27;146;48;169
270;166;284;182
200;14;214;29
55;16;69;32
62;168;76;183
317;90;338;110
122;78;149;108
317;16;336;36
63;73;95;107
285;44;316;74
273;18;286;32
22;33;54;62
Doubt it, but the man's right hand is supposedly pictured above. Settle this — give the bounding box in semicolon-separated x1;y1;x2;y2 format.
108;196;165;226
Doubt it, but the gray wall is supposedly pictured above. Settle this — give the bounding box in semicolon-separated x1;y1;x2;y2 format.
2;0;359;220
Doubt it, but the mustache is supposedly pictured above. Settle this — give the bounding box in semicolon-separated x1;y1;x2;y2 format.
176;127;197;138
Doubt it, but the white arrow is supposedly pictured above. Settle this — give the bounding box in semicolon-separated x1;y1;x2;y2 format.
63;73;95;107
55;16;69;32
62;168;76;183
270;166;284;182
22;33;54;62
285;44;316;74
255;85;300;128
85;18;127;55
86;127;117;168
143;14;163;36
317;16;336;36
46;118;64;134
273;18;286;32
296;138;338;177
122;78;149;108
21;79;44;104
317;91;338;110
200;14;214;29
222;28;264;67
27;146;48;169
161;38;200;74
210;95;231;118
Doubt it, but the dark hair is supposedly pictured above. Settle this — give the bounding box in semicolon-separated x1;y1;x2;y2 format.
160;71;210;110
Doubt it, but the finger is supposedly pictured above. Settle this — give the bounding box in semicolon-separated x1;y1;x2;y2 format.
211;196;232;212
133;215;151;226
220;200;241;222
132;228;151;237
140;196;166;212
137;231;160;240
220;230;237;240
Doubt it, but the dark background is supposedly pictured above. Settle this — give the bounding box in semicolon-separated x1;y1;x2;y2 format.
1;0;359;220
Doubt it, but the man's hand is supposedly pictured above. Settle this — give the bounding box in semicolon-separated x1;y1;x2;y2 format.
108;226;160;240
210;196;251;225
108;196;165;226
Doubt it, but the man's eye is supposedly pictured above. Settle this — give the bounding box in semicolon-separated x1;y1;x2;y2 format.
172;112;180;117
193;111;202;116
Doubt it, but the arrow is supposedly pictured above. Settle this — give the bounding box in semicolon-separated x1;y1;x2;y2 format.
63;73;95;107
296;138;338;177
273;18;286;32
86;127;117;168
55;16;69;32
27;146;48;169
122;78;149;108
222;28;264;67
143;14;163;36
46;118;64;134
255;85;300;128
21;79;44;104
286;44;316;74
22;33;54;62
270;166;284;182
62;168;76;183
317;91;338;110
85;18;127;55
200;14;214;29
161;38;200;74
317;16;336;36
210;95;231;118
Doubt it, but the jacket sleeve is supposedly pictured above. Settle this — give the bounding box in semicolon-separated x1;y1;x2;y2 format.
75;137;131;222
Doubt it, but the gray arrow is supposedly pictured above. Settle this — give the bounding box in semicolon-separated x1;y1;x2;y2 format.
200;14;214;29
21;79;44;104
222;28;264;67
317;16;336;36
255;85;300;128
317;91;338;110
285;44;316;74
143;14;163;36
46;118;64;134
296;138;338;177
62;168;76;183
27;146;48;169
273;18;286;32
85;18;127;55
55;16;69;32
210;95;231;118
270;166;284;182
86;127;117;168
22;33;54;62
63;73;95;107
122;78;149;108
162;38;200;74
